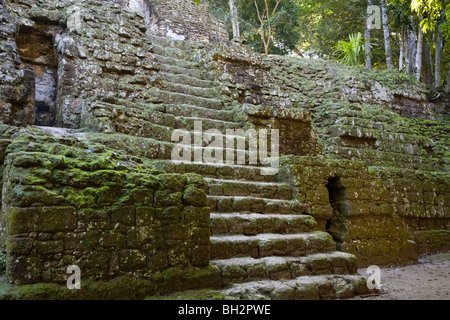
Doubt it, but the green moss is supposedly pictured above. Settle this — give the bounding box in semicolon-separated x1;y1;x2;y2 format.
405;114;450;171
1;281;70;300
64;187;96;209
183;265;221;288
0;275;158;300
128;172;160;188
160;267;184;294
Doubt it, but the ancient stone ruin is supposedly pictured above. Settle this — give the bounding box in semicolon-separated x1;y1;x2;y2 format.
0;0;448;299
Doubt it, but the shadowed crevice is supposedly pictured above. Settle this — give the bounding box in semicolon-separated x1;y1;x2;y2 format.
325;176;349;251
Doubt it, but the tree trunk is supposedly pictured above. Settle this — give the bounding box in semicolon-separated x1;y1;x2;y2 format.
399;25;406;70
253;0;281;55
403;26;409;70
415;16;424;81
381;0;393;70
435;26;443;88
445;67;450;94
422;41;434;89
365;0;372;70
229;0;240;39
406;16;417;75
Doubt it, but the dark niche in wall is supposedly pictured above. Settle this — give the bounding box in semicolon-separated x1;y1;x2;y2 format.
325;176;349;251
16;24;60;127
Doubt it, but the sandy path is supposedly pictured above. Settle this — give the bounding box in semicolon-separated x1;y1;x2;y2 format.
351;252;450;300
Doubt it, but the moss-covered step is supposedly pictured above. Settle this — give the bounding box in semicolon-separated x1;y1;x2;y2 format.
208;196;308;215
158;80;221;99
210;232;336;260
210;213;317;236
157;72;218;89
154;160;279;182
211;251;358;285
206;179;294;200
221;274;372;300
151;89;225;110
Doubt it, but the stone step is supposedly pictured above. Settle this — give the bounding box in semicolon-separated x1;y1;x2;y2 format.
221;274;371;300
207;196;308;215
92;105;242;146
182;146;259;165
90;101;239;136
210;232;335;260
94;114;174;142
154;62;213;81
154;160;280;182
86;112;266;164
211;252;358;285
210;213;317;236
168;145;256;164
163;104;234;122
85;100;181;133
151;52;200;69
175;134;250;151
181;116;241;131
158;71;217;89
82;102;174;142
87;133;263;164
159;80;221;99
169;135;270;164
112;130;251;160
206;179;294;200
89;134;255;163
149;34;213;52
151;42;205;63
182;131;253;150
152;89;224;110
90;101;248;141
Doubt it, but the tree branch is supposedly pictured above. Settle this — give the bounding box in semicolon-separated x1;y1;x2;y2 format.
254;0;264;25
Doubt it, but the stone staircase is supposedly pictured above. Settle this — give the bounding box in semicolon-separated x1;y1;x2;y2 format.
91;35;372;299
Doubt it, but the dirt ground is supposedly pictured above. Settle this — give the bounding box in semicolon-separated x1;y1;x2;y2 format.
351;252;450;300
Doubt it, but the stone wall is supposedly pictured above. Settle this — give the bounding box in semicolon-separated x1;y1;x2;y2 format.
0;124;18;251
146;0;228;42
1;0;226;129
0;1;35;126
55;0;154;128
16;22;61;126
210;45;445;171
208;44;449;266
281;156;450;266
1;0;157;129
0;126;211;292
211;46;435;118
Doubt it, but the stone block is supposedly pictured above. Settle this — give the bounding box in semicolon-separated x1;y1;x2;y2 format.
8;206;76;234
119;249;147;270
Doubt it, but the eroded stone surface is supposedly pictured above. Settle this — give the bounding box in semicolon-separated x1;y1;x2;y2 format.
0;0;448;300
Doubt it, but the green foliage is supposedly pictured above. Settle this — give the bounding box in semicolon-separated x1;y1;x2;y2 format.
411;0;449;33
296;0;366;56
207;0;302;55
206;0;448;82
391;0;449;84
334;32;368;66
